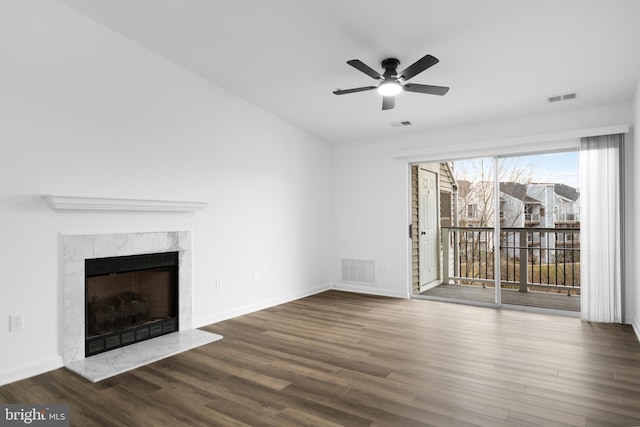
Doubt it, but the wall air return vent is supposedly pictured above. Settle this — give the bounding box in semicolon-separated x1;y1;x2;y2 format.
341;259;376;285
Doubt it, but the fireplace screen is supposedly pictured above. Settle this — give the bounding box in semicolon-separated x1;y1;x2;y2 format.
85;252;178;357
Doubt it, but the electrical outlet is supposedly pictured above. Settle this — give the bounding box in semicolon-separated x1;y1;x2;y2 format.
9;314;23;332
215;280;221;290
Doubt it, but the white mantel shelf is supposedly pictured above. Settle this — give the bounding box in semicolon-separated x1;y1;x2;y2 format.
42;195;209;212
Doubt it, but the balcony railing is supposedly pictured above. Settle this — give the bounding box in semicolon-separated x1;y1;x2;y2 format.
554;213;579;222
442;227;580;294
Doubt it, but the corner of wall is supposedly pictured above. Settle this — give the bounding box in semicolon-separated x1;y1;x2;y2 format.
632;316;640;342
193;284;331;327
634;75;640;343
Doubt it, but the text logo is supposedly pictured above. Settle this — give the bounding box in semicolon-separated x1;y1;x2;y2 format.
1;405;68;427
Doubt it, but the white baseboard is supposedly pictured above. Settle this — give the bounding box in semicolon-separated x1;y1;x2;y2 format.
193;284;331;327
0;356;63;387
333;282;409;298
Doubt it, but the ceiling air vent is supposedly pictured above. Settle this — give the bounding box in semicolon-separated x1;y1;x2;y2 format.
548;92;577;103
391;120;413;127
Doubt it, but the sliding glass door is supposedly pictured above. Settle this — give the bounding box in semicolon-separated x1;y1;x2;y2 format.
496;152;580;311
414;150;581;313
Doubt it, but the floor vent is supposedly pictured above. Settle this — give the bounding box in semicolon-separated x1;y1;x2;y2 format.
341;259;376;284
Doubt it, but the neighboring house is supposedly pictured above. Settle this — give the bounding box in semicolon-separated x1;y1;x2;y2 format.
456;180;538;227
531;183;581;260
549;183;581;226
500;182;580;228
457;179;493;227
500;182;546;262
500;182;544;227
457;181;580;262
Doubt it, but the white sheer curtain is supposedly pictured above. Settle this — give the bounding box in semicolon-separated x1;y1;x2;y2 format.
579;134;623;323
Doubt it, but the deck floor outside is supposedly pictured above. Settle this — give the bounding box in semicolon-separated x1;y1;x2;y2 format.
419;284;580;312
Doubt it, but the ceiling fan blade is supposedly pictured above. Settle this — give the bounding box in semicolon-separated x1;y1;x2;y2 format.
403;83;450;96
382;96;395;110
333;86;377;95
399;54;439;81
347;59;383;80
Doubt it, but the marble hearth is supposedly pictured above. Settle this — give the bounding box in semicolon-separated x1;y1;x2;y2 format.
62;231;222;382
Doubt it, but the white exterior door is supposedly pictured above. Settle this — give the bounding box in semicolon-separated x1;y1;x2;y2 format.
419;168;439;290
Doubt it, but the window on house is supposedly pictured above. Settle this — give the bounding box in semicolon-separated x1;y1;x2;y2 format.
440;191;452;227
467;204;477;218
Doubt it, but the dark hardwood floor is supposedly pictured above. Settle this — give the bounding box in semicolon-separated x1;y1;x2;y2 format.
2;290;640;426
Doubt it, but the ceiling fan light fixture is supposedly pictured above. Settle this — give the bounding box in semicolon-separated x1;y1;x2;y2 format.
377;81;402;96
334;54;448;110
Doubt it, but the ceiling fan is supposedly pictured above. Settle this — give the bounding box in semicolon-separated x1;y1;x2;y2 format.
333;54;449;110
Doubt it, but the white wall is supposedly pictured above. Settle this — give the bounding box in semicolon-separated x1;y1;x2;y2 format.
331;104;635;306
631;74;640;337
331;142;411;297
0;0;331;385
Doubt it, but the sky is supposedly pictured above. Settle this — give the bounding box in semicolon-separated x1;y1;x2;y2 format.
453;150;579;189
510;151;579;188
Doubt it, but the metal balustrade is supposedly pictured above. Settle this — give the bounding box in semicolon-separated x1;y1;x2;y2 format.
442;227;580;294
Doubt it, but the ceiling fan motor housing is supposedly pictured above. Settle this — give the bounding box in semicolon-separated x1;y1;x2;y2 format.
381;58;400;78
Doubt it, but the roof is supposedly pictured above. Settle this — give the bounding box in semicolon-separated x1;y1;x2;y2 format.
529;182;580;201
553;183;580;202
499;182;541;203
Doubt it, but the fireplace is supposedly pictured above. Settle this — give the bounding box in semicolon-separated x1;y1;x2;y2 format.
84;251;179;357
63;231;221;382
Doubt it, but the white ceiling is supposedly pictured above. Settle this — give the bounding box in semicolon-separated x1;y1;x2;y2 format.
57;0;640;145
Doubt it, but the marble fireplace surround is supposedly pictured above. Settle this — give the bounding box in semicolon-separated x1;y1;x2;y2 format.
62;231;222;382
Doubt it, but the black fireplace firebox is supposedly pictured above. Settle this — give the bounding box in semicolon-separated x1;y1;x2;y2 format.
85;251;179;357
